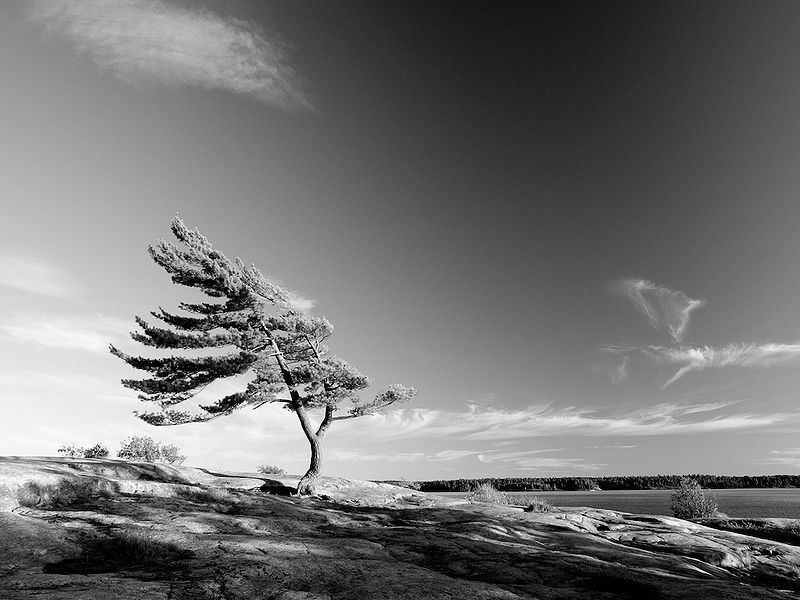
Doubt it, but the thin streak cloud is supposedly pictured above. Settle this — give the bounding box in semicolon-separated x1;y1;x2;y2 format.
644;343;800;387
477;450;603;471
340;400;797;442
614;278;705;342
0;313;132;352
26;0;312;110
0;256;85;299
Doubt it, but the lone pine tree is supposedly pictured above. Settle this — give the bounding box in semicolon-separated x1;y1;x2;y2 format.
110;217;417;494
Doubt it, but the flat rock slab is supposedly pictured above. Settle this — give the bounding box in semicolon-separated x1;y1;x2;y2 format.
2;457;800;599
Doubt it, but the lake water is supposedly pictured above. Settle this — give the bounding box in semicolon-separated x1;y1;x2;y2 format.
439;489;800;518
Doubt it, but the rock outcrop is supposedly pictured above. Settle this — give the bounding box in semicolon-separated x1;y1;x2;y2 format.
2;457;800;599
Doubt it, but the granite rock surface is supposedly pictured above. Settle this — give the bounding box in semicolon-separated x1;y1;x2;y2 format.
2;457;800;599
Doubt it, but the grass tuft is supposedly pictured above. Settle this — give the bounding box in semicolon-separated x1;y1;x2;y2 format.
108;529;184;565
467;482;509;505
523;497;554;513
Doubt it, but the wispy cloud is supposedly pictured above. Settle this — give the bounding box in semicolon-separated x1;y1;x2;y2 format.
326;448;481;464
584;445;637;449
644;343;800;387
26;0;311;109
327;449;424;463
0;256;85;299
477;450;603;471
0;313;131;352
758;448;800;468
592;349;630;383
340;400;797;442
614;278;705;342
286;290;317;313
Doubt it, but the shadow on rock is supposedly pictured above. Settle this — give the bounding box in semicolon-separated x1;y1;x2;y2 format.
43;528;194;575
261;479;297;496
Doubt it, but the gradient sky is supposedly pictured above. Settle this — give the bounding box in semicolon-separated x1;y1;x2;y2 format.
3;0;800;479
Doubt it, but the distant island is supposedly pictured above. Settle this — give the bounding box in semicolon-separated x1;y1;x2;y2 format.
380;474;800;492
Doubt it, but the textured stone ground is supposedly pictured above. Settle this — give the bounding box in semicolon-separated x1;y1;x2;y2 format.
2;457;800;599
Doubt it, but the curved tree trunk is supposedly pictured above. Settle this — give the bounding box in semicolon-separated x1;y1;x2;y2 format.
297;433;322;495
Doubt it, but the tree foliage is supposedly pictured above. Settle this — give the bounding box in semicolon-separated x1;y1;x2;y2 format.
111;217;417;493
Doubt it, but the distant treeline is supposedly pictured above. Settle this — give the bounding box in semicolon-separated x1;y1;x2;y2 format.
379;474;800;492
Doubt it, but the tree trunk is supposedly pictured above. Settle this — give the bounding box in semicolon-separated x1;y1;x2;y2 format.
297;432;322;495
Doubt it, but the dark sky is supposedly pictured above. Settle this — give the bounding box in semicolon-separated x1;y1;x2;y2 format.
2;1;800;478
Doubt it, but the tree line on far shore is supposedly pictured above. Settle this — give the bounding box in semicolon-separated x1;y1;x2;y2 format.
381;474;800;492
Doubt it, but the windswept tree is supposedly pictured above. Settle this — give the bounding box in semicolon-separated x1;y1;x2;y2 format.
110;217;417;494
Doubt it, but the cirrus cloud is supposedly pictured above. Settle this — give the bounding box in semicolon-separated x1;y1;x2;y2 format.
337;399;798;443
0;312;132;352
643;343;800;387
26;0;312;110
0;256;85;299
614;278;705;342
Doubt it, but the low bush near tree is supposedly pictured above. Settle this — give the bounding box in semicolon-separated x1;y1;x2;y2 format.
117;436;185;465
58;443;109;459
256;464;285;475
670;477;718;519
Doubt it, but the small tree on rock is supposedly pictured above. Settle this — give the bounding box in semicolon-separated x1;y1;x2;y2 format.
117;435;184;464
111;217;417;494
158;443;186;465
117;435;162;462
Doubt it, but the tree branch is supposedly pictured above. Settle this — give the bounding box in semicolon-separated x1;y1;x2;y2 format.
316;405;335;437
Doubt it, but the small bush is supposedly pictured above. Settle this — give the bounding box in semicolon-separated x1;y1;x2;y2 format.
158;444;186;465
257;464;285;475
117;436;185;465
84;444;109;459
58;443;109;458
523;497;554;513
58;444;85;458
467;482;509;505
670;477;718;519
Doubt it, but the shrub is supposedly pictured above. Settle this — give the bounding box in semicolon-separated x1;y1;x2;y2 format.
467;482;508;504
84;444;109;459
58;443;109;459
257;464;285;475
58;444;85;458
117;436;185;465
670;477;718;519
158;444;186;465
523;497;554;513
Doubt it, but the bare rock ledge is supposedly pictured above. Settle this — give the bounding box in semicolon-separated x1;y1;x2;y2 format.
2;456;800;599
